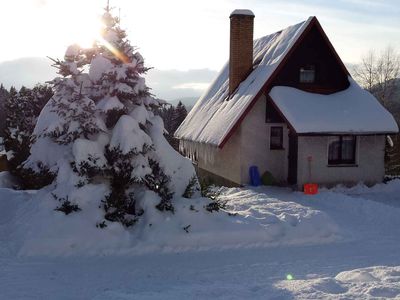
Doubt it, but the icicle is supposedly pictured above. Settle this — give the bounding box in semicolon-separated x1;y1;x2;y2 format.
386;135;394;148
179;139;217;164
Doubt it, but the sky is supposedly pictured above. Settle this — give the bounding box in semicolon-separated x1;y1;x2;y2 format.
0;0;399;99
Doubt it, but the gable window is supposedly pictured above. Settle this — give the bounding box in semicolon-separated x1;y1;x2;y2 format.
270;126;283;150
299;65;316;83
328;136;356;165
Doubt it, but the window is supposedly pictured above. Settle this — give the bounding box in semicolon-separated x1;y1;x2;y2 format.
299;65;316;83
328;136;356;165
270;127;283;150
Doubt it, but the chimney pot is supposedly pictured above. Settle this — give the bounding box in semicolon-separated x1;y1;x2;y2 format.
230;9;255;17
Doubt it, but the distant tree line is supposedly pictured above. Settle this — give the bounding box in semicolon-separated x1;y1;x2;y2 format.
0;84;53;187
0;82;190;189
352;46;400;175
156;101;188;151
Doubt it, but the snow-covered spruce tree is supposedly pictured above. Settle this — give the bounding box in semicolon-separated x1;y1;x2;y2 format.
3;84;53;187
173;101;188;129
156;105;175;148
170;101;188;150
156;101;187;151
24;7;197;227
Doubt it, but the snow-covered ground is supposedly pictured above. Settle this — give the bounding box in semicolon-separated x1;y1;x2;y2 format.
0;173;400;299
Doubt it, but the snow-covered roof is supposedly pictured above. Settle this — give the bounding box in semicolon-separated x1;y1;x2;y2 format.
269;78;399;134
175;17;314;147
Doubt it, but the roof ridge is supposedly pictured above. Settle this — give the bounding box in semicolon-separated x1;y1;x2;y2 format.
175;17;316;147
254;17;312;44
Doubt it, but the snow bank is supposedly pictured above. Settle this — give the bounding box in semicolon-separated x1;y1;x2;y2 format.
327;178;400;195
149;116;200;197
219;187;339;246
0;172;16;189
276;266;400;299
5;177;400;258
269;78;398;134
0;184;338;257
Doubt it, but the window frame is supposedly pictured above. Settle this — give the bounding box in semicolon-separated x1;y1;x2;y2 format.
299;64;316;84
270;126;284;150
327;135;357;166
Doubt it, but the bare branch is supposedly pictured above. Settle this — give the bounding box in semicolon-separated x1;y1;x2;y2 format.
352;46;400;106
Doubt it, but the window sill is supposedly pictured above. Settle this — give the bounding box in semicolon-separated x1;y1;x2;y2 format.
327;164;358;168
270;147;285;151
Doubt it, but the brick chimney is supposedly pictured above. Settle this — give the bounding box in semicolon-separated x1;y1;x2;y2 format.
229;9;255;96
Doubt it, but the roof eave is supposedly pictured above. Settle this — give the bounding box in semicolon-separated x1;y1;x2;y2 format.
297;131;399;136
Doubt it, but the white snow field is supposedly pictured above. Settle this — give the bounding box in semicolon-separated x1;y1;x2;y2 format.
0;173;400;299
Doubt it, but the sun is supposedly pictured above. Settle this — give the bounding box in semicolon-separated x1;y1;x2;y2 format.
70;17;104;49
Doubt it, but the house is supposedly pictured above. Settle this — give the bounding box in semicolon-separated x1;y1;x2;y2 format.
175;10;399;188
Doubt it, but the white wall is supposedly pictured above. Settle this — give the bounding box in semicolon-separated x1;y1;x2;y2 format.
239;95;289;184
184;96;386;188
297;135;385;187
183;94;386;188
195;129;242;185
193;94;290;185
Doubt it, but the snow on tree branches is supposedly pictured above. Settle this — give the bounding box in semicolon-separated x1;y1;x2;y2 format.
23;6;198;227
3;84;53;188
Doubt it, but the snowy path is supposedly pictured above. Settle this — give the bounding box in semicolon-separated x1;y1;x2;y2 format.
1;238;399;299
0;181;400;299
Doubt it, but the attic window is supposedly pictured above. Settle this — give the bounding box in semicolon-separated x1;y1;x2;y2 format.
299;65;315;83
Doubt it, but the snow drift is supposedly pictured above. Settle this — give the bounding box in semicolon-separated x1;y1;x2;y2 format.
0;175;338;256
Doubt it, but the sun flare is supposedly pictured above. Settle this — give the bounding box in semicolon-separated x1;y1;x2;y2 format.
69;17;104;49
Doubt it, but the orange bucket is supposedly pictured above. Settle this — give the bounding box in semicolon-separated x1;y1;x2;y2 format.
304;183;318;195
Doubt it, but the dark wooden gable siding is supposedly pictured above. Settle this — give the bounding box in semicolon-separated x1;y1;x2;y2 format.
265;97;285;123
272;25;349;94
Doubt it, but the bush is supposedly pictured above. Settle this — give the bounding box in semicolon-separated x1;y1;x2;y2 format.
261;171;276;186
182;175;199;198
53;194;81;215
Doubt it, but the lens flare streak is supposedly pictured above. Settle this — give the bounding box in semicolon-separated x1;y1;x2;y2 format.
99;38;130;64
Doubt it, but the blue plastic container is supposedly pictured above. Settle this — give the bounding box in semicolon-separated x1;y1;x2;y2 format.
249;165;261;186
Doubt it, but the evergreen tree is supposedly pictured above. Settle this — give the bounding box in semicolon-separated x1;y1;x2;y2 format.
157;101;188;151
24;6;197;227
3;84;53;187
172;101;188;129
0;84;9;137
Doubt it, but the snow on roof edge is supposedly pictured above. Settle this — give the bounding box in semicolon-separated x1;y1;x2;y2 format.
269;77;399;135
